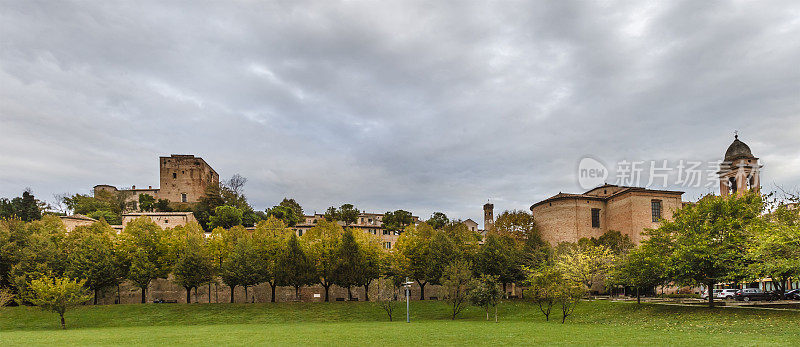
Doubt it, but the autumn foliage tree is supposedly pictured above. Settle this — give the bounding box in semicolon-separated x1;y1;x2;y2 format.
26;275;91;329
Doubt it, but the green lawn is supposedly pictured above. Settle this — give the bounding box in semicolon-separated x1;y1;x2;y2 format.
1;300;798;345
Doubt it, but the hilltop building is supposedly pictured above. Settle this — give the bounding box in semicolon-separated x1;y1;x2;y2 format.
122;212;198;230
94;154;219;210
291;212;420;249
59;214;98;232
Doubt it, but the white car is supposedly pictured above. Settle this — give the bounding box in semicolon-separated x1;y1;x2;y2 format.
702;289;738;299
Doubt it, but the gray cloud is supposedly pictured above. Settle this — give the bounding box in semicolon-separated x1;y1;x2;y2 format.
2;0;799;226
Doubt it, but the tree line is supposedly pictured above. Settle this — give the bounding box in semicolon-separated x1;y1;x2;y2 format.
2;190;798;328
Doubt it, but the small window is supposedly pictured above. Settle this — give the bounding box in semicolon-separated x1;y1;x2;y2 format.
173;172;177;179
164;219;169;224
298;229;303;236
181;193;187;202
383;242;392;249
591;208;600;228
383;229;390;235
651;200;662;222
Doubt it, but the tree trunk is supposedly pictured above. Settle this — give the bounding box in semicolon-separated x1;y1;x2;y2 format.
495;305;498;323
244;286;248;303
323;283;330;302
209;283;212;303
636;287;640;304
502;282;507;298
348;286;353;300
364;283;370;301
186;287;192;303
117;284;121;304
777;276;787;299
230;285;236;303
295;285;301;300
141;286;147;304
94;289;98;305
418;281;426;300
270;282;277;303
707;281;715;308
60;313;66;329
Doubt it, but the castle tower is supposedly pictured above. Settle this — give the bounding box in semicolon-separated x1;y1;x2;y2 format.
718;134;761;197
483;202;494;232
159;155;219;204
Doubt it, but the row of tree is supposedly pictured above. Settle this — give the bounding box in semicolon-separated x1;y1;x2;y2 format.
611;192;800;306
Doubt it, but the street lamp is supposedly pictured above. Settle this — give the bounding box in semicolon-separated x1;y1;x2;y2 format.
402;277;414;323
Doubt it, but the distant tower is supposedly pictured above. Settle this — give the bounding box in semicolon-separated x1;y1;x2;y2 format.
718;133;761;197
483;202;494;232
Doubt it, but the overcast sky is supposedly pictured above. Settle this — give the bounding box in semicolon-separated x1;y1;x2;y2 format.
1;1;799;227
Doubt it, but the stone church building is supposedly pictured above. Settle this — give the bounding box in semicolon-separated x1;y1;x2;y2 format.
529;135;761;246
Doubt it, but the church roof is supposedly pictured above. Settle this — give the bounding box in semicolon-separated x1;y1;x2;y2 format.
724;135;755;161
530;184;683;210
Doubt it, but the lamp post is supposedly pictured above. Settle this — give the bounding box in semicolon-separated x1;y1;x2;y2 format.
402;277;414;323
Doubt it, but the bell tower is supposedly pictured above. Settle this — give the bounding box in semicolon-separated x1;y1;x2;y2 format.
718;133;761;197
483;202;494;232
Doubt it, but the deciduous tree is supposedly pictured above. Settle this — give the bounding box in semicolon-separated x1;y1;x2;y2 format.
441;259;474;320
277;234;315;301
374;277;398;321
475;233;523;296
647;192;762;307
252;217;291;302
523;265;561;321
333;229;363;300
26;275;91;329
470;274;502;322
382;210;413;234
120;217;173;303
220;235;262;303
556;243;616;293
172;223;214;303
426;212;449;230
746;204;800;298
304;220;343;301
394;223;455;300
64;220;125;304
209;205;244;229
610;246;667;303
138;194;156;212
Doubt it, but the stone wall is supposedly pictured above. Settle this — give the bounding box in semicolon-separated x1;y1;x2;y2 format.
94;277;527;305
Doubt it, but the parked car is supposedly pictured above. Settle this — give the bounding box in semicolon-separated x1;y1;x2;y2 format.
702;289;739;300
717;289;739;299
734;288;776;302
784;289;800;300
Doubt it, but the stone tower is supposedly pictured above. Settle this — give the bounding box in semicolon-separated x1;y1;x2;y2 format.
159;155;219;204
483;202;494;232
718;134;761;197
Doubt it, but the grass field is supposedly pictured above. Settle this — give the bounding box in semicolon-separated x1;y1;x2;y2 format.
1;299;798;346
